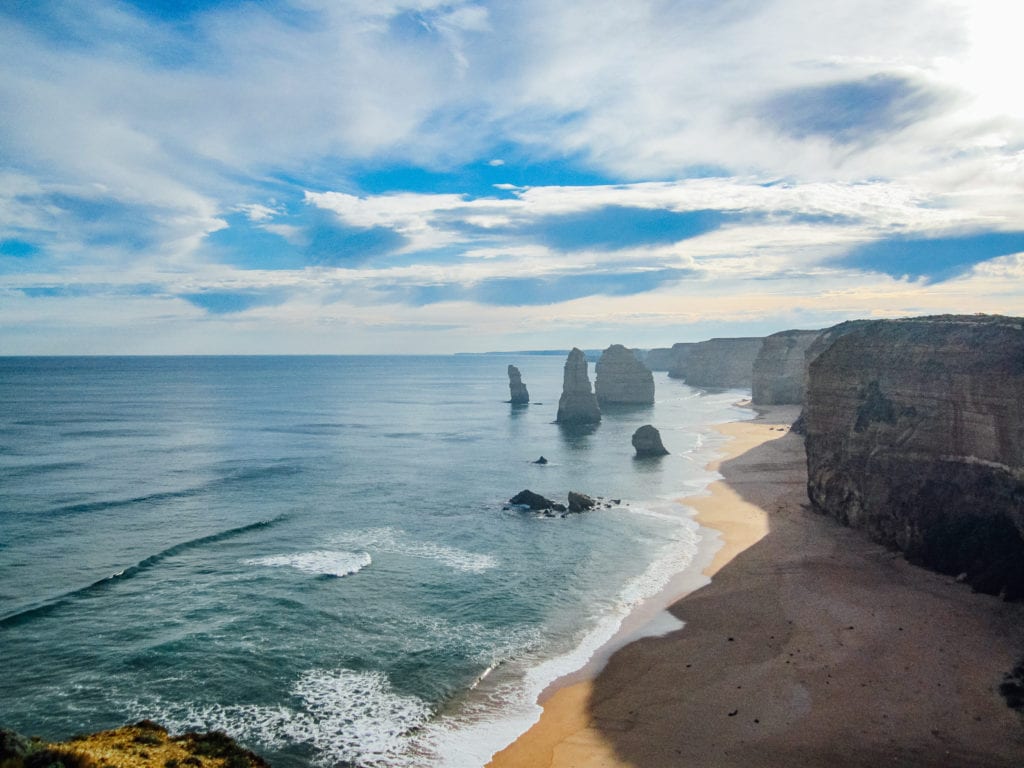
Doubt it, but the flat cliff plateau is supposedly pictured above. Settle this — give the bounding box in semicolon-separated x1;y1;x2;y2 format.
803;315;1024;598
751;329;822;405
680;337;764;388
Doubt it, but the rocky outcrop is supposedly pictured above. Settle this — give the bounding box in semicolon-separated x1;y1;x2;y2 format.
681;337;764;388
666;343;697;379
632;424;669;456
803;315;1024;598
507;364;530;404
556;348;601;425
568;491;597;513
595;344;655;405
509;489;565;512
0;721;269;768
752;329;822;404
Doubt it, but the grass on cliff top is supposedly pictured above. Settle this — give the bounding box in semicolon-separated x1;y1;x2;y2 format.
0;721;269;768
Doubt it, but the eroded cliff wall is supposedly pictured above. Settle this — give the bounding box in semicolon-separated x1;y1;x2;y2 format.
681;337;763;388
752;329;822;404
804;315;1024;597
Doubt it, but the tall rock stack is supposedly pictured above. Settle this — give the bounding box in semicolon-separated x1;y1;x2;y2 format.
595;344;655;405
507;365;530;405
556;348;601;425
803;315;1024;598
751;329;822;404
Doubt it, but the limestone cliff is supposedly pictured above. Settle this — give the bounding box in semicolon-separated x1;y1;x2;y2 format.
595;344;655;405
680;337;764;388
751;329;822;404
507;364;530;404
803;315;1024;598
643;347;676;371
556;348;601;425
665;343;696;379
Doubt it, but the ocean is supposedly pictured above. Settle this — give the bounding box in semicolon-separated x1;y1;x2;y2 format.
0;355;749;767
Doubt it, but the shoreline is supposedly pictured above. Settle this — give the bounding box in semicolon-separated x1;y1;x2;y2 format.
486;404;797;767
488;404;1024;767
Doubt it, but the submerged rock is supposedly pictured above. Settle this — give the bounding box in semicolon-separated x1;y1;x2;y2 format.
508;364;530;405
556;348;601;425
533;456;548;464
632;424;669;456
595;344;655;405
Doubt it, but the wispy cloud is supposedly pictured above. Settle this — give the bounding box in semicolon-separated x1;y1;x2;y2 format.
1;0;1022;352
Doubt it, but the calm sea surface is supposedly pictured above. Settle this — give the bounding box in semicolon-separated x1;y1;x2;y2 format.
0;355;749;767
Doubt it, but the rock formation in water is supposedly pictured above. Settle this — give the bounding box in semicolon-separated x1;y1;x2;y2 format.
556;347;601;425
803;315;1024;598
595;344;655;405
507;364;530;405
632;424;669;457
751;329;822;404
680;337;764;388
666;343;697;380
568;491;597;513
509;489;563;511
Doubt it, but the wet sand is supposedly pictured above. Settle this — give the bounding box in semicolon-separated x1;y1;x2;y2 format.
489;405;1024;767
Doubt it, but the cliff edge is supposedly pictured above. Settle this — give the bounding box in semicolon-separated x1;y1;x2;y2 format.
803;315;1024;598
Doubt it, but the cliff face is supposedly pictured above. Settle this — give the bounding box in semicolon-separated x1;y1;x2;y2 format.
556;347;601;425
507;364;530;404
804;315;1024;597
595;344;655;405
752;329;822;404
682;337;764;388
665;343;696;379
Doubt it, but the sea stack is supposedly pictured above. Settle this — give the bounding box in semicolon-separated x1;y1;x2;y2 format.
556;348;601;425
507;364;530;405
595;344;655;405
632;424;669;456
803;314;1024;598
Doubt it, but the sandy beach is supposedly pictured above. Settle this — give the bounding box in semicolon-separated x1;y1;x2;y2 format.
489;404;1024;768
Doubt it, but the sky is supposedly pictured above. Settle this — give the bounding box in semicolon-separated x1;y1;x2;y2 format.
1;0;1023;354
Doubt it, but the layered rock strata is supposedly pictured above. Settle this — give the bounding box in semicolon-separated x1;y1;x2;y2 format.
751;329;822;404
595;344;655;405
665;343;696;379
632;424;669;457
680;337;764;388
507;364;530;405
803;315;1024;598
556;348;601;425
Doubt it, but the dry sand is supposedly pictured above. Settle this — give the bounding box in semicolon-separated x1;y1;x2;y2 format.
489;405;1024;768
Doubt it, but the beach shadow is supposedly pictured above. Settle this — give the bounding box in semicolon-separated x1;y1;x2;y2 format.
578;423;1024;767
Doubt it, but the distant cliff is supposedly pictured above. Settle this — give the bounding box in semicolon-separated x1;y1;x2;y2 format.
595;344;654;405
803;315;1024;598
752;329;822;404
679;337;763;388
664;343;696;379
645;343;693;373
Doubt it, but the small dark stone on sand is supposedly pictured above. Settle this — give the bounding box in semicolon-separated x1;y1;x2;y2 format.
728;710;738;717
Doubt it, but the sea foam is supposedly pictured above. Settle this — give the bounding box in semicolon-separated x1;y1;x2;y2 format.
331;527;497;573
245;550;371;577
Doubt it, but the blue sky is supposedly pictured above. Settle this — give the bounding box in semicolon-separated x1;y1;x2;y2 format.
1;0;1023;353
